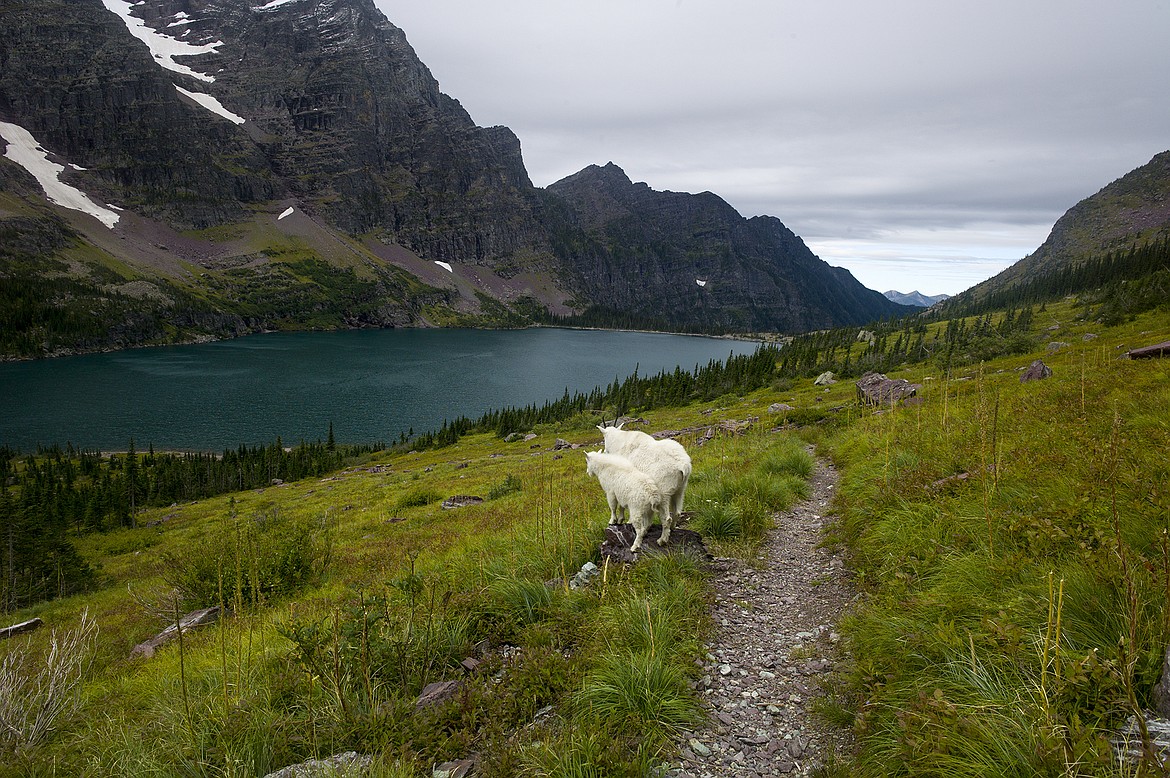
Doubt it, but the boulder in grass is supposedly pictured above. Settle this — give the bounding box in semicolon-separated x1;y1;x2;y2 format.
433;759;476;778
599;524;710;565
1111;715;1170;768
263;752;373;778
855;371;921;406
415;679;462;710
441;495;484;509
1019;359;1053;383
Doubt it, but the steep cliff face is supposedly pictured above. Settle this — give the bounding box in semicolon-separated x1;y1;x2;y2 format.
0;0;277;228
0;0;552;269
186;0;551;267
1;0;900;357
545;163;905;332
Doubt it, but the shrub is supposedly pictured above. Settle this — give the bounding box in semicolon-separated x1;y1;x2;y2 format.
395;488;442;510
689;500;744;540
484;577;555;632
487;474;522;500
0;610;98;759
575;651;700;735
758;442;815;479
161;505;331;609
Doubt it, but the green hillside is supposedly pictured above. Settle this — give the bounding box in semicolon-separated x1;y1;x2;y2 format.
2;280;1169;775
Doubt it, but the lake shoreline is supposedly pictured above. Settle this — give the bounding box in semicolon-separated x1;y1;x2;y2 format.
2;328;761;453
0;322;775;363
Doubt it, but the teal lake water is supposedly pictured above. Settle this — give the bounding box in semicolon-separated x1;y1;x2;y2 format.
0;328;758;452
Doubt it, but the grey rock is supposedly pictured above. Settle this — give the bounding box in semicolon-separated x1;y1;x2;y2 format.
1153;647;1170;717
1112;715;1170;767
414;679;461;710
598;524;710;565
433;758;475;778
855;371;921;406
441;495;484;509
1020;359;1053;383
263;752;373;778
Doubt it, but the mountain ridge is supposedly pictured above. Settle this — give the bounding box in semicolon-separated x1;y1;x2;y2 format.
882;290;949;307
0;0;905;358
955;149;1170;304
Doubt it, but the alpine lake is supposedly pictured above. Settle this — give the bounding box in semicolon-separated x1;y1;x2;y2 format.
0;327;761;453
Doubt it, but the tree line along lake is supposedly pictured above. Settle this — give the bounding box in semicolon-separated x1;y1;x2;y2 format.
0;327;761;453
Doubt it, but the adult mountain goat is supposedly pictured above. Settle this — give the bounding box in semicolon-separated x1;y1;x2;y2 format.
584;450;662;552
597;423;692;545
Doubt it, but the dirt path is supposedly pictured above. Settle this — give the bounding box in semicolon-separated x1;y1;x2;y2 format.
666;452;855;777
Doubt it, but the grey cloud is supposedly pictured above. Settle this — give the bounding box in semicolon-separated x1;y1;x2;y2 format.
377;0;1170;293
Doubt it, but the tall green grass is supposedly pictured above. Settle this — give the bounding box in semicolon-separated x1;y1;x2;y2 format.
824;308;1170;776
689;434;813;542
2;417;821;775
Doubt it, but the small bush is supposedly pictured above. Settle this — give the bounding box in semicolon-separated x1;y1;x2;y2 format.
485;578;556;633
759;443;815;479
487;474;522;500
395;488;442;510
161;506;331;609
689;500;744;540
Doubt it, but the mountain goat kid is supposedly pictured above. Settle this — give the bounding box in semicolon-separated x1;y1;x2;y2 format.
597;423;692;545
584;450;663;552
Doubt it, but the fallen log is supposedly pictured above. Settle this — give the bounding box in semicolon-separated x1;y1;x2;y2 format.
1127;340;1170;359
1;617;43;640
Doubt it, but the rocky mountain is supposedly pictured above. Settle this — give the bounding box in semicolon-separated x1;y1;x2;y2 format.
0;0;903;358
547;163;903;332
882;290;949;307
960;149;1170;302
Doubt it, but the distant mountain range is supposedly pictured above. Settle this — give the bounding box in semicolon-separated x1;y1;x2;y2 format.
882;290;950;307
0;0;904;358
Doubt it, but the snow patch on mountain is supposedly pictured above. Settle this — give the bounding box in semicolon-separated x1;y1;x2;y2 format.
174;86;246;125
0;121;120;228
254;0;304;10
100;0;224;83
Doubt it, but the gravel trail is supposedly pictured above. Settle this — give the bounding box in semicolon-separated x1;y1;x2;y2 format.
666;452;855;777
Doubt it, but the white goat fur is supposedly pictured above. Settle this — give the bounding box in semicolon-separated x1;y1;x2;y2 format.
596;423;692;544
584;450;662;552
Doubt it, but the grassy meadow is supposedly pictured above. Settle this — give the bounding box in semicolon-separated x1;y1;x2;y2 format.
1;388;815;776
3;297;1169;776
815;304;1170;776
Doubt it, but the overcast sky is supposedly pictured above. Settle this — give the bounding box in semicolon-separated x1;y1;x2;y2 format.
375;1;1169;296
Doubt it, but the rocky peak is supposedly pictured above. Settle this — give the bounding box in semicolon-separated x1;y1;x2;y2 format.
546;161;904;332
2;0;907;354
